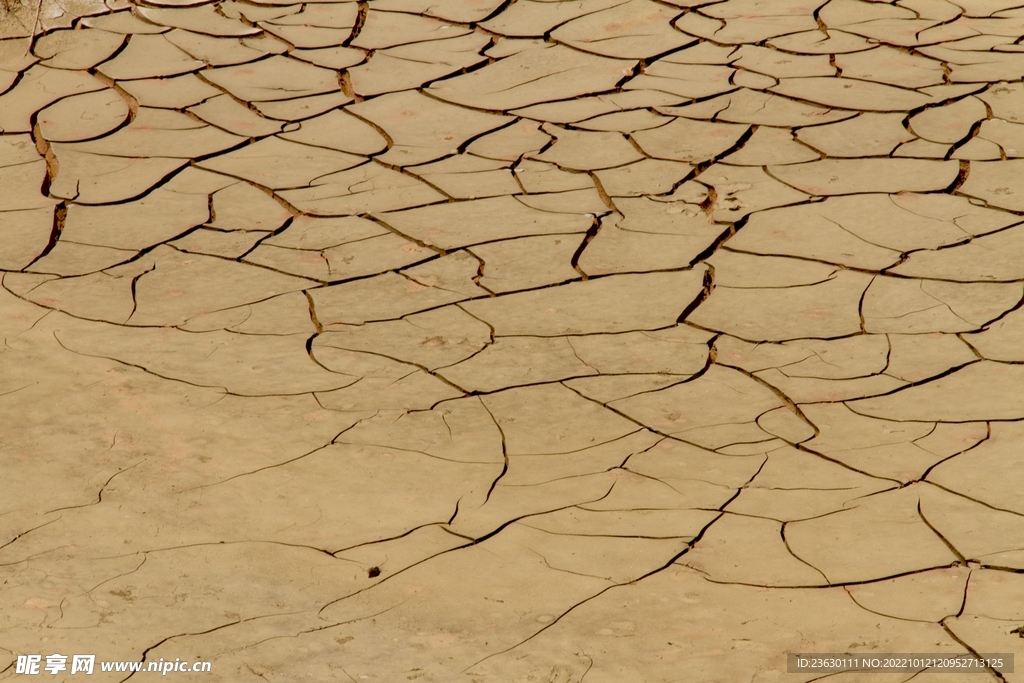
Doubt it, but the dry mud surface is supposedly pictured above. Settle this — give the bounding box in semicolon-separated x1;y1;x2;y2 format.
4;0;1024;681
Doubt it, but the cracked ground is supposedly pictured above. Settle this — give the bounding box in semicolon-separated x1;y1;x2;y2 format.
5;0;1024;681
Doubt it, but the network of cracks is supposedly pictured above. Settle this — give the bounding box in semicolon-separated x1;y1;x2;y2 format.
3;0;1024;680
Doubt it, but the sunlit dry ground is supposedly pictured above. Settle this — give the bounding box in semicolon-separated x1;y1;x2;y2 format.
3;0;1024;681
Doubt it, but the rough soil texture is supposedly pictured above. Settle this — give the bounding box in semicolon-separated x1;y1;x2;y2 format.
4;0;1024;681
